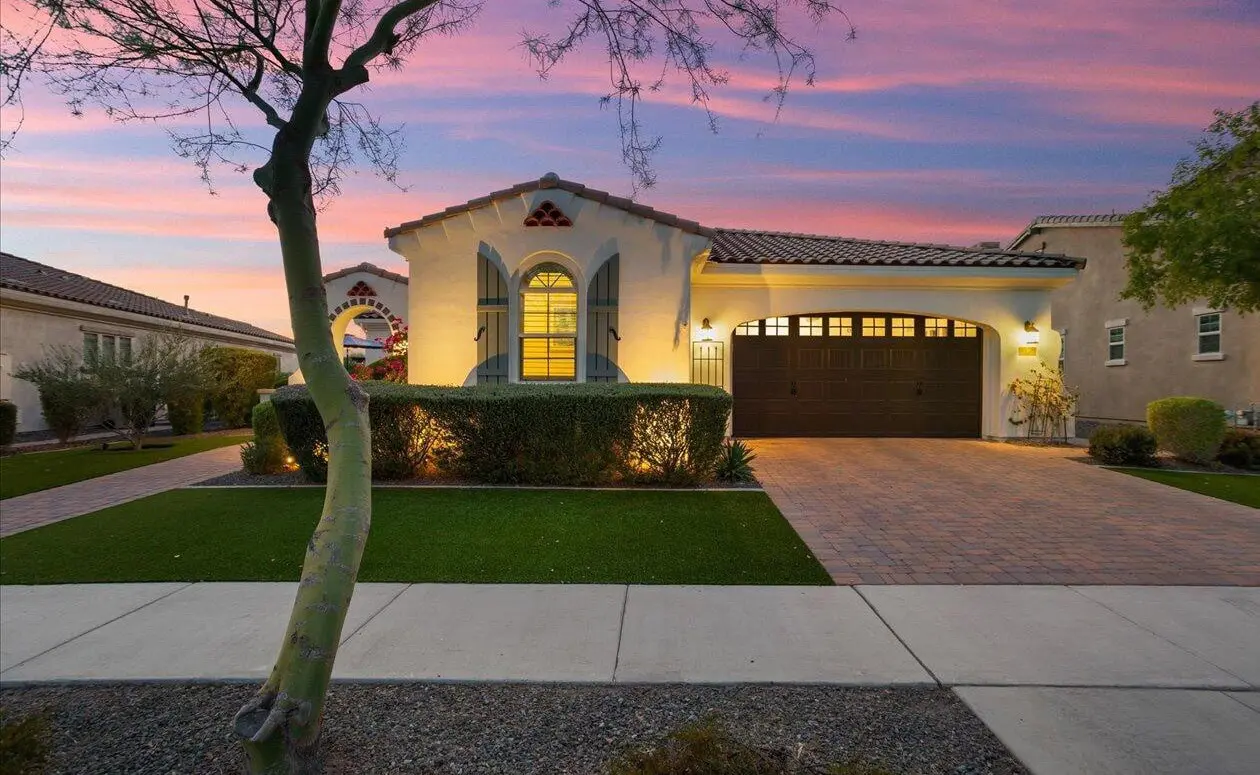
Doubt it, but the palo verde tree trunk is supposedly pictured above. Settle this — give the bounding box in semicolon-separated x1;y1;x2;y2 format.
231;78;373;774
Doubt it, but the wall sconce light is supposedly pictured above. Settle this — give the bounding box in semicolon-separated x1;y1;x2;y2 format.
1023;321;1041;345
698;317;715;341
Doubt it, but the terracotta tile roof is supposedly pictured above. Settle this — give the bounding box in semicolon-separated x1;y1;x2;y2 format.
322;262;409;285
1007;212;1129;249
383;173;713;238
709;229;1085;269
0;252;294;345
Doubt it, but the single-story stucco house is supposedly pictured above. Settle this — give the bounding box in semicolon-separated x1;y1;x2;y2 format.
0;252;298;433
315;173;1084;439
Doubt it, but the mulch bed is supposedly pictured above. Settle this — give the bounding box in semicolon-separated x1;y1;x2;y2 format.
192;470;763;489
1069;452;1257;474
0;683;1025;775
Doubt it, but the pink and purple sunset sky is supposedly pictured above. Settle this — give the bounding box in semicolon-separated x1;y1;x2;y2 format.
1;0;1257;337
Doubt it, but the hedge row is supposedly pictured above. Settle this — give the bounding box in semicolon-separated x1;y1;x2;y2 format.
271;381;732;485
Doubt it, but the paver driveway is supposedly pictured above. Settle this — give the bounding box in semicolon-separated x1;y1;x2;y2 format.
753;439;1260;585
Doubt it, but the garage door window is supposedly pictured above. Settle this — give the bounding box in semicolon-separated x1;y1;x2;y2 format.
764;317;790;336
828;317;853;337
735;321;758;335
925;318;950;337
862;317;886;337
953;321;978;338
891;317;915;337
799;317;824;336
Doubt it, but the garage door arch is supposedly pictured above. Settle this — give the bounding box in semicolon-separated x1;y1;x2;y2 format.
732;312;984;437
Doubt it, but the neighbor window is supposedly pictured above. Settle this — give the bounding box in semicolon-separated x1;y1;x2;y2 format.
1107;326;1125;363
924;318;950;337
890;317;915;337
520;263;577;381
83;332;133;364
1196;313;1221;355
799;317;823;336
734;321;759;336
952;321;978;338
828;316;853;337
764;317;790;336
862;317;886;337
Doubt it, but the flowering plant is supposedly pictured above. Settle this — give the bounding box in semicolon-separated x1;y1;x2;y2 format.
351;324;408;383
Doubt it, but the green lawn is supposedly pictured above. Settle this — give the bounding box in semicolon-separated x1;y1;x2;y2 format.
1111;468;1260;508
0;434;251;500
0;488;832;585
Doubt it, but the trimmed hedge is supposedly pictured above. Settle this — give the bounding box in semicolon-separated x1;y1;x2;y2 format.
0;400;16;448
167;393;205;435
1088;424;1158;466
1146;397;1226;464
271;382;732;485
241;401;290;475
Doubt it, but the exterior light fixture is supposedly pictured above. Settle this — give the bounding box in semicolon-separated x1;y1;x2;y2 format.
1023;321;1041;345
699;317;715;341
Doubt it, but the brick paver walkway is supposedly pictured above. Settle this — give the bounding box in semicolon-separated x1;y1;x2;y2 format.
754;438;1260;586
0;445;243;537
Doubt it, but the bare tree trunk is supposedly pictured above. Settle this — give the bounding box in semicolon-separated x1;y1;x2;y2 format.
231;128;373;774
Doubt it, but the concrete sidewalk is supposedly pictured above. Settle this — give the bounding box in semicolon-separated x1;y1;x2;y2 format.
0;444;242;537
3;583;1258;774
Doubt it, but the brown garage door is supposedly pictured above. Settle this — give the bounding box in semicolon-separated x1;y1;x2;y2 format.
732;314;982;437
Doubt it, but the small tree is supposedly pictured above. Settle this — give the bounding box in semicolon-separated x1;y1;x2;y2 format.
1008;362;1079;442
90;334;207;449
204;347;283;427
13;347;105;443
1123;102;1260;314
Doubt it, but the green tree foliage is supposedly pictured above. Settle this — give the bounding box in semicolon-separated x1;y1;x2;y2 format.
203;347;282;428
1123;102;1260;313
90;334;208;450
13;347;106;443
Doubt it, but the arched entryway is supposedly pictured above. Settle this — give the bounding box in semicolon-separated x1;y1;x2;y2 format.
731;313;983;437
327;297;405;362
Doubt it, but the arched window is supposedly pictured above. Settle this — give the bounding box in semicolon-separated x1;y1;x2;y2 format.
520;262;577;381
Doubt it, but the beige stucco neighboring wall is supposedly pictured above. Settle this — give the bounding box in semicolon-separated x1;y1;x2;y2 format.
0;290;298;433
1025;225;1259;424
389;188;710;385
692;263;1073;438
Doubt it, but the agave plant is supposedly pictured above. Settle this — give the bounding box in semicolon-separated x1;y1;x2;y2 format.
715;438;758;483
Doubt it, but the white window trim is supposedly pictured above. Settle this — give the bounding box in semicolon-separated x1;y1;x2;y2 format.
1103;317;1128;329
1192;353;1225;362
1105;322;1126;365
1191;306;1221;316
1105;358;1127;367
1194;311;1223;358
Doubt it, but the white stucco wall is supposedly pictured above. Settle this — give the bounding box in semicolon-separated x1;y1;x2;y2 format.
389;189;710;385
1;292;297;433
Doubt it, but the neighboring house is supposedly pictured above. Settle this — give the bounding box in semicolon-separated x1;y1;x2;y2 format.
1007;215;1259;434
322;262;409;366
309;173;1084;439
0;252;298;433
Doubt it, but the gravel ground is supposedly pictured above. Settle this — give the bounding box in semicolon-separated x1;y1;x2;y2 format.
192;470;763;489
0;683;1025;775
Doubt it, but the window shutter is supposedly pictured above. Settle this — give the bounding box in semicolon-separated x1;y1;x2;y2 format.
475;254;508;384
586;255;619;382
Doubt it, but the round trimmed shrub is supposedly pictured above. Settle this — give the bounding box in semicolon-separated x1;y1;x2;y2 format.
1146;397;1226;464
167;393;205;435
1088;424;1158;466
240;401;291;475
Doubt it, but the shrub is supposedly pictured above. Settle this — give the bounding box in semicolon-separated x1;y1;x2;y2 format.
166;393;206;435
241;401;292;475
13;347;105;443
0;709;50;775
89;334;206;450
1146;397;1227;464
1007;362;1079;441
0;401;16;449
1088;424;1158;466
1217;429;1260;470
272;382;732;485
714;438;757;483
204;347;280;428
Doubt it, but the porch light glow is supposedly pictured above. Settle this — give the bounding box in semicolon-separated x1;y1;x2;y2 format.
1022;321;1041;345
699;318;715;341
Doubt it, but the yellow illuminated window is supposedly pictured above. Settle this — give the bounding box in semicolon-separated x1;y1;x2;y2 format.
891;317;916;337
828;317;853;337
953;321;978;338
925;318;950;337
764;317;789;336
735;321;758;336
862;317;886;337
520;263;577;381
799;317;823;336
